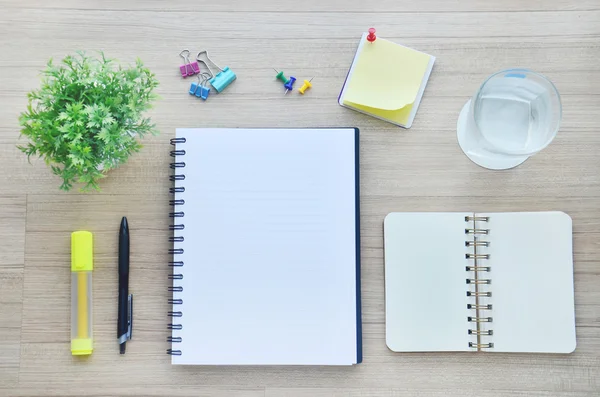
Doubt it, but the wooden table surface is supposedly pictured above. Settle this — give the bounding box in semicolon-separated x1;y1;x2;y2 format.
1;1;599;396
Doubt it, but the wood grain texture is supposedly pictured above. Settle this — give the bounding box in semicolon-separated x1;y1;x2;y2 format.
0;196;25;390
0;0;599;395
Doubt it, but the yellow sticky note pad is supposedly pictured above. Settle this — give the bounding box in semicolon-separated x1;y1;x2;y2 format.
339;34;435;128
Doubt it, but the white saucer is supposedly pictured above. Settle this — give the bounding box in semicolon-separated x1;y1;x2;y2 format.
457;100;529;170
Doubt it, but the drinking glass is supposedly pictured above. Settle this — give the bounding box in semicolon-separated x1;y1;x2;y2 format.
457;69;562;170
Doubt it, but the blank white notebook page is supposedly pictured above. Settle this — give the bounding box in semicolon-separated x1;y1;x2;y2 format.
384;213;471;352
483;211;576;353
172;128;358;365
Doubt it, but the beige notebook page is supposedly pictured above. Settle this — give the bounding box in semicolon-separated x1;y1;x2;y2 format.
384;212;471;352
480;211;576;353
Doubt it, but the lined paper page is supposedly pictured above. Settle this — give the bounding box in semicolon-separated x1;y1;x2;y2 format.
172;128;358;365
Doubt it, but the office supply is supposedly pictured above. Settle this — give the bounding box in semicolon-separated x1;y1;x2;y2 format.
274;69;290;84
179;50;200;78
167;128;362;365
71;231;94;356
298;78;313;95
188;74;201;96
118;217;133;354
457;69;562;170
189;73;211;100
196;51;236;93
384;211;576;353
284;76;296;95
188;81;198;96
366;27;376;42
210;66;236;92
197;78;211;100
338;32;435;128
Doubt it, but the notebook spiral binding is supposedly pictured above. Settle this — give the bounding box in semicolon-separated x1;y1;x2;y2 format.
167;137;187;356
465;215;494;350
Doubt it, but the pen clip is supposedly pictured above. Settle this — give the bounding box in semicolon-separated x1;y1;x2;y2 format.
126;294;133;341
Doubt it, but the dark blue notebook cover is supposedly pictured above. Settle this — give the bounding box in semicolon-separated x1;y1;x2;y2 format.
353;127;363;364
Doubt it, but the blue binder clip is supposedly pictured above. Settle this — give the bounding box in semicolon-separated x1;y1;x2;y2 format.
209;67;236;93
189;81;199;96
198;85;210;100
189;73;211;100
196;50;237;93
196;73;211;100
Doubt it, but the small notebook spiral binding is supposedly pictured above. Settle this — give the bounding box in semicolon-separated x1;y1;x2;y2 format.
465;215;494;350
167;137;186;356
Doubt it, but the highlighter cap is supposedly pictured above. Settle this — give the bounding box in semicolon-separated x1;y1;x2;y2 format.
71;231;93;271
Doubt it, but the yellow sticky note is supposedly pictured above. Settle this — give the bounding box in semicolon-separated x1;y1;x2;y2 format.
340;34;433;127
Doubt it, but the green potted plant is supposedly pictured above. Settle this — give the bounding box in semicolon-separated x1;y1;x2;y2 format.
18;52;159;191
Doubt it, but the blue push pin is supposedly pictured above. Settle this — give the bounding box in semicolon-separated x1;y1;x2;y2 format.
284;76;296;95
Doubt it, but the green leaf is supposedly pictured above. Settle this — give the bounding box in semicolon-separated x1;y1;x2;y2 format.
102;115;115;126
68;153;83;166
97;127;110;143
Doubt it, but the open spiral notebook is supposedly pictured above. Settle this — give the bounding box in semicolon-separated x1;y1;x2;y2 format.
168;128;362;365
384;211;576;353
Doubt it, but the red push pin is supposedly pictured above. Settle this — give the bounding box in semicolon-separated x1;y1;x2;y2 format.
367;28;377;43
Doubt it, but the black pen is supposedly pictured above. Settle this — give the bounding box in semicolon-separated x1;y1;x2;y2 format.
118;217;133;354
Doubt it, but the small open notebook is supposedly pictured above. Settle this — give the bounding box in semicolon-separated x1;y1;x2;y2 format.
339;33;435;128
168;128;362;365
384;212;576;353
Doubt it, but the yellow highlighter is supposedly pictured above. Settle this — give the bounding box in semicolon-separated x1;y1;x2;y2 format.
71;231;93;356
